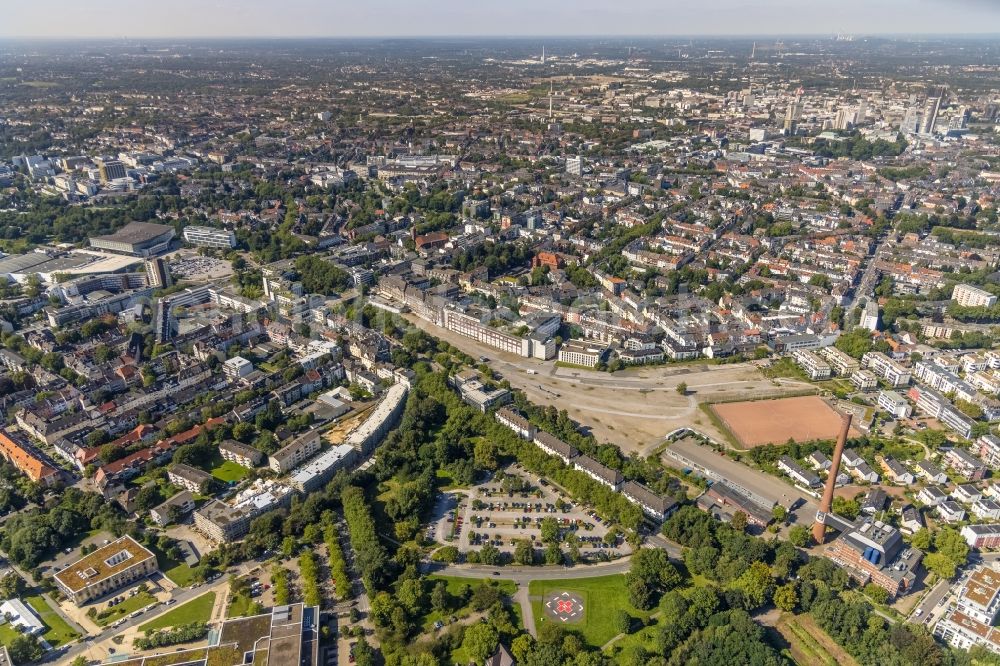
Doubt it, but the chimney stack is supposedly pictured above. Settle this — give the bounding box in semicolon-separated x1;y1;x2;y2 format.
813;412;852;545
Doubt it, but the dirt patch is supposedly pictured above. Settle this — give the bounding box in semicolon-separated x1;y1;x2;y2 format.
774;613;859;666
711;396;858;448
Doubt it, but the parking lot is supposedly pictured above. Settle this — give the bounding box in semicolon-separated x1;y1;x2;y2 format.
429;464;629;558
168;252;232;280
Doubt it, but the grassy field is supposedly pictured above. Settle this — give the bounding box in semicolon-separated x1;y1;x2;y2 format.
210;459;250;484
529;574;652;648
226;593;263;619
419;576;517;632
95;591;158;626
774;613;858;666
26;594;80;647
140;592;216;631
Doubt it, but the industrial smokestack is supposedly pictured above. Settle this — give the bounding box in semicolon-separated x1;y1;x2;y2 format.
813;413;853;545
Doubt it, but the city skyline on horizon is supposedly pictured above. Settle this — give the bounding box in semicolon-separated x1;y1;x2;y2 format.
4;0;1000;39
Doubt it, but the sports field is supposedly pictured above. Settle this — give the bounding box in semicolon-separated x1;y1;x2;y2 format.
710;396;854;448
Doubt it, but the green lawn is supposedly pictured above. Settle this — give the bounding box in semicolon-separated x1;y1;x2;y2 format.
26;594;80;647
210;459;250;484
149;542;200;587
529;575;652;648
140;592;216;631
94;591;158;626
0;623;22;648
226;594;262;619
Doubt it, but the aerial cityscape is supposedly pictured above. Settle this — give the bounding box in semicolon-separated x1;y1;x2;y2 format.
2;5;1000;666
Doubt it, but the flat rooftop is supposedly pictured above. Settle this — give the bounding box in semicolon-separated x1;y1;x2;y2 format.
53;535;155;593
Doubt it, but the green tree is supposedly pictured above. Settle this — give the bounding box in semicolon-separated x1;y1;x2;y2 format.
730;510;748;532
773;583;798;612
910;528;932;551
863;583;889;605
513;539;534;565
462;623;499;664
676;382;688;396
788;525;811;548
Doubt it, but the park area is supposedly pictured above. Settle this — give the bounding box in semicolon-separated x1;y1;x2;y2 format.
529;575;653;648
139;592;215;631
710;395;857;448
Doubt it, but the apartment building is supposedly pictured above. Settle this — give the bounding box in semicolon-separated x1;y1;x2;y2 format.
149;491;195;526
495;407;534;440
850;369;879;392
819;345;860;376
533;431;579;465
935;566;1000;654
945;447;987;481
791;349;831;380
558;340;607;368
54;535;157;605
269;430;322;474
963;524;1000;549
168;463;213;494
621;480;678;522
194;480;294;543
219;439;264;469
878;456;915;485
0;427;63;487
778;455;821;487
978;434;1000;469
877;390;912;419
573;454;624;491
953;283;998;309
862;351;911;388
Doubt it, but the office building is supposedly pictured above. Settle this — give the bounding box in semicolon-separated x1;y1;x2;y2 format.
96;158;127;183
183;225;237;249
825;519;921;598
54;535;157;605
95;602;320;666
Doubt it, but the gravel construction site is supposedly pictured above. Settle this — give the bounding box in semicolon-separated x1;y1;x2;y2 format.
405;314;817;454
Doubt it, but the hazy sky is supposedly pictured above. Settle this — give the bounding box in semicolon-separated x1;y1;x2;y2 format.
4;0;1000;39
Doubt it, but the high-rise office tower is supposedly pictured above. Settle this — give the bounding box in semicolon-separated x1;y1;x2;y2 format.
145;257;172;290
921;97;941;135
900;105;920;134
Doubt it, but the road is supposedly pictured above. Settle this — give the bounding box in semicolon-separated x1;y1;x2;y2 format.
843;233;894;317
